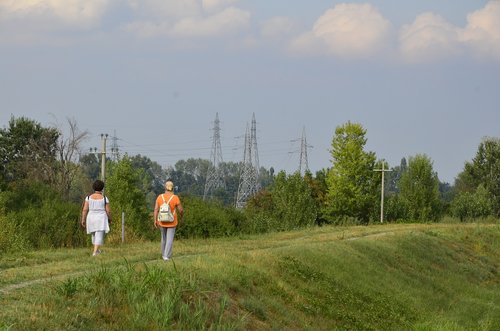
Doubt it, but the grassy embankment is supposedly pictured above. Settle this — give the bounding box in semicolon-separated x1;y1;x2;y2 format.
1;223;499;330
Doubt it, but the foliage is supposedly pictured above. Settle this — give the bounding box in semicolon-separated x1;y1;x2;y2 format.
304;169;328;221
246;171;317;232
129;154;168;203
79;153;100;182
399;154;442;222
177;195;245;238
106;156;154;240
0;181;85;253
0;116;59;186
386;157;407;195
450;185;493;221
384;194;410;222
455;137;500;216
324;121;378;224
166;158;210;198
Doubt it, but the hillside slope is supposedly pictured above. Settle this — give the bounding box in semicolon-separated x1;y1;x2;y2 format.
1;223;499;330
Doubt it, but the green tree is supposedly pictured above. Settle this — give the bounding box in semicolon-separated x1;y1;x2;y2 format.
106;157;153;240
79;153;100;182
0;116;59;186
386;158;407;195
304;169;328;224
246;171;317;232
324;122;378;224
451;184;492;221
399;154;441;222
166;158;210;197
455;137;500;216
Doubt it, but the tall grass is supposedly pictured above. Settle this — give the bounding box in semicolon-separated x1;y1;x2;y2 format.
1;224;499;330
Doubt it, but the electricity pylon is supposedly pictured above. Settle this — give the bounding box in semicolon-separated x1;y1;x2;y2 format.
110;130;120;161
204;113;225;200
236;113;260;208
299;127;311;175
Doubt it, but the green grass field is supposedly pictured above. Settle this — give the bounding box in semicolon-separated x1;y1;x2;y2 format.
1;223;499;330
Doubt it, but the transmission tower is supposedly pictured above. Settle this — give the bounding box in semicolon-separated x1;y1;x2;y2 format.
250;113;260;189
110;130;120;161
204;113;225;200
236;113;260;208
298;127;311;175
236;114;260;208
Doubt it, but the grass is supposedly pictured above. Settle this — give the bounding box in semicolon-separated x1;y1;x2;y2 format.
0;223;499;330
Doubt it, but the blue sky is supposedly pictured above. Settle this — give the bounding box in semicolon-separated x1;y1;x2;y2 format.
1;0;499;183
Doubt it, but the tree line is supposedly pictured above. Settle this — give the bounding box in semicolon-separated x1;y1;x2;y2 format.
1;116;498;253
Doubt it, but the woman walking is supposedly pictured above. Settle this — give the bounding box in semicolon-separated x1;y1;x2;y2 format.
153;180;183;261
81;180;112;256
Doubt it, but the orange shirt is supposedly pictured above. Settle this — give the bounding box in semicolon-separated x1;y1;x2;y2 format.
155;193;181;228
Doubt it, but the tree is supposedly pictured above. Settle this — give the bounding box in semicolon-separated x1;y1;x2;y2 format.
166;158;210;197
451;184;492;221
246;171;317;232
129;154;169;206
399;154;441;222
455;137;500;216
79;153;100;182
0;116;59;186
106;157;152;240
386;158;407;195
324;122;378;224
54;118;90;200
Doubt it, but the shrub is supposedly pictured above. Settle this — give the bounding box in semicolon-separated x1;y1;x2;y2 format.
0;181;86;252
451;185;492;221
245;171;317;231
177;195;242;238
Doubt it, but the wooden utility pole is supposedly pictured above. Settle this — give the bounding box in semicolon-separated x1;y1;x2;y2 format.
374;161;392;223
100;133;108;182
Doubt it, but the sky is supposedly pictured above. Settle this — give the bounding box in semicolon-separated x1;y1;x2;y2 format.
1;0;499;184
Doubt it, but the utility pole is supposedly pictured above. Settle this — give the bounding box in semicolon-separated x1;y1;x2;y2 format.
100;133;108;182
374;161;392;223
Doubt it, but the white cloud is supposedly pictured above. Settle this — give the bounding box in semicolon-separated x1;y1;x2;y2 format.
399;1;500;62
171;7;250;38
0;0;111;28
461;1;500;58
260;17;295;39
202;0;237;13
399;12;461;62
124;1;249;39
127;0;200;19
290;3;391;58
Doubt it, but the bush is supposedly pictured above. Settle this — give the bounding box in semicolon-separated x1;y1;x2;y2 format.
245;172;318;231
0;181;86;252
177;195;243;238
450;185;493;221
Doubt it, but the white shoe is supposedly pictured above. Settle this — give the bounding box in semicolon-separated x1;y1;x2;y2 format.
162;257;169;261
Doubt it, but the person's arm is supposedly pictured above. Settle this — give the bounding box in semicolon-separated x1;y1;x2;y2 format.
176;202;184;223
81;201;89;228
153;199;159;228
105;202;112;224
